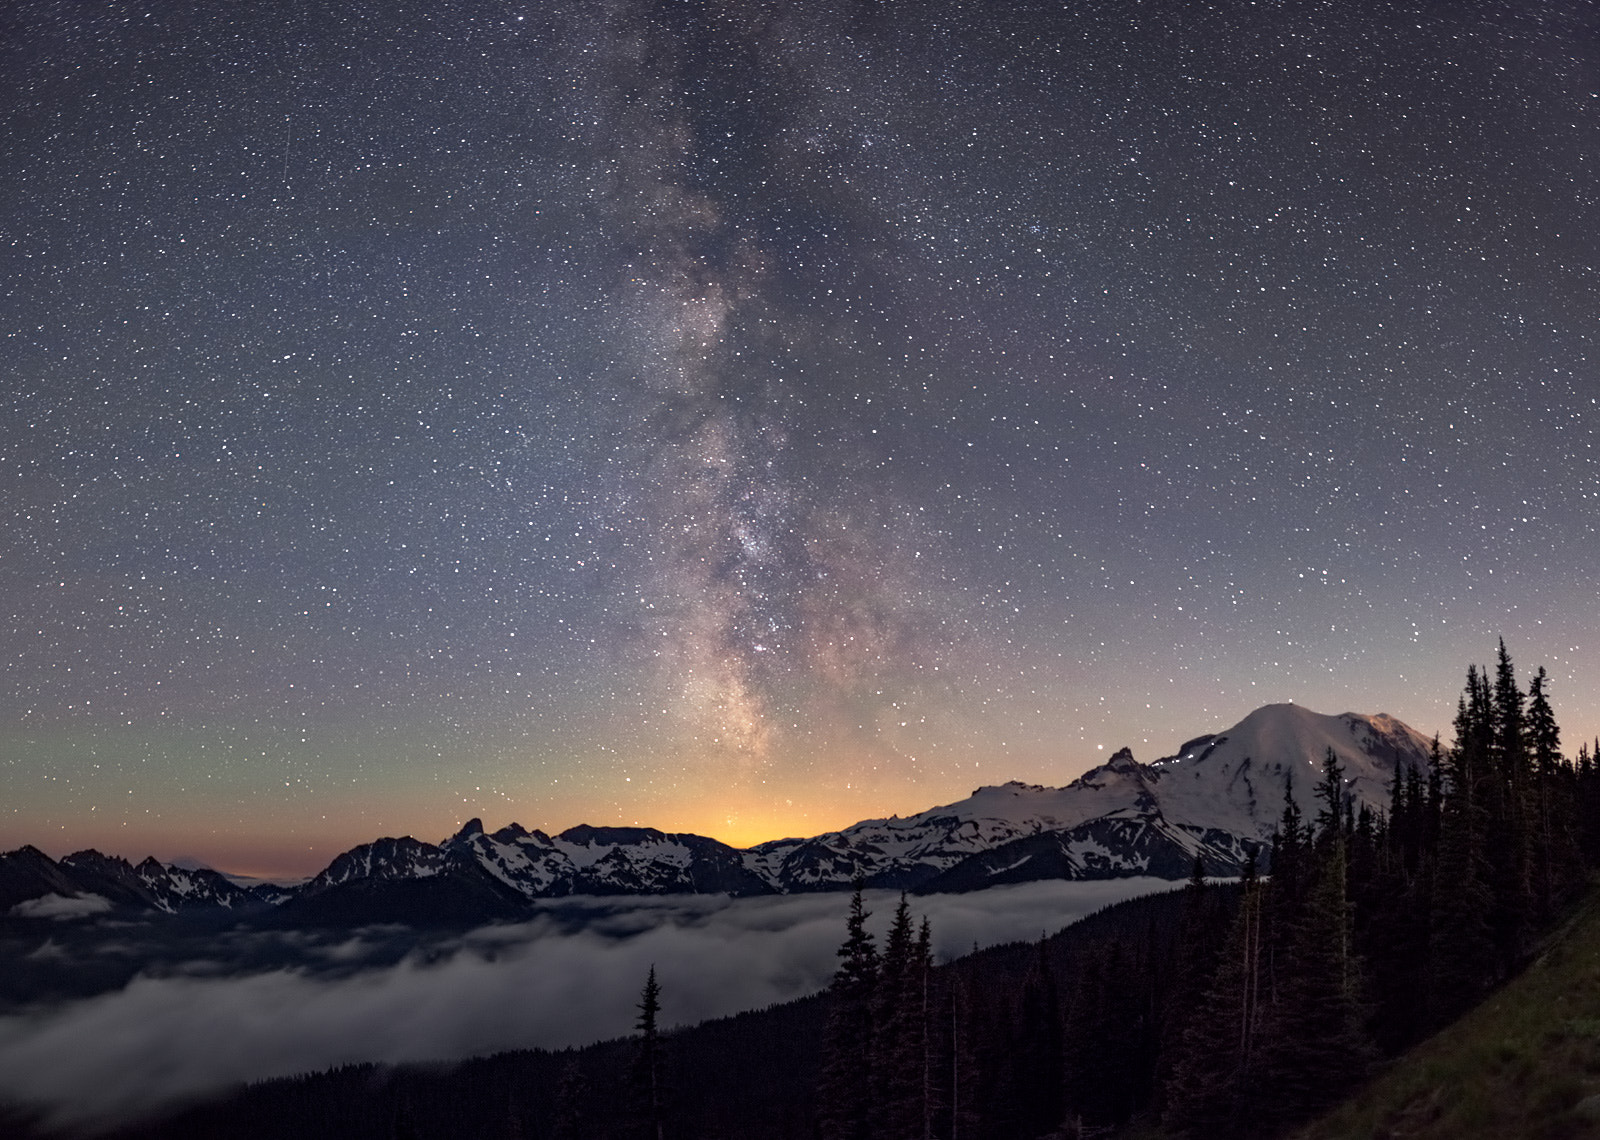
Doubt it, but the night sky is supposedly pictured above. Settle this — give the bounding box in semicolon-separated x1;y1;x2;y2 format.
4;0;1598;876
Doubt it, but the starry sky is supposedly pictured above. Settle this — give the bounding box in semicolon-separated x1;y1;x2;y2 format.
4;0;1598;876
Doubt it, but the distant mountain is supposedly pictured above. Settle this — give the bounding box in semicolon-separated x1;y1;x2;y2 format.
1;704;1434;925
0;845;275;917
275;821;779;926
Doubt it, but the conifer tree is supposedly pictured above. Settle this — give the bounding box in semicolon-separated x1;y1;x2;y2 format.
914;917;937;1140
1252;836;1374;1132
1154;850;1234;1118
942;976;981;1140
1269;770;1307;895
819;880;880;1140
629;965;667;1140
1010;938;1065;1138
1364;757;1432;1051
1429;674;1498;1023
1314;747;1346;846
1063;937;1147;1131
875;893;921;1140
1579;742;1600;863
1528;667;1562;775
1265;772;1307;1009
1165;875;1266;1138
1488;641;1535;970
1527;666;1581;916
1425;733;1445;851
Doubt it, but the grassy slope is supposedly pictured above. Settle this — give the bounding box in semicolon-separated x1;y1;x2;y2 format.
1296;883;1600;1140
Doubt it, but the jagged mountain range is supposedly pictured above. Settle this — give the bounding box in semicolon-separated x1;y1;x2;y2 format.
2;703;1433;926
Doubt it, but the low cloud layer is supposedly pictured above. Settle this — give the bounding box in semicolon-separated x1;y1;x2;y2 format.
7;894;113;921
0;879;1177;1131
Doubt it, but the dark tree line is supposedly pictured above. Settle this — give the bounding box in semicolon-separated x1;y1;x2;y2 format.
816;641;1600;1140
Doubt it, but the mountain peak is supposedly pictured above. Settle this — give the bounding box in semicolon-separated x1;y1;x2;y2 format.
1106;746;1140;771
454;817;485;839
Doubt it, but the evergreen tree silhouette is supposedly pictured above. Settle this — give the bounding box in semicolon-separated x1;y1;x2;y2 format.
1252;834;1374;1133
914;917;938;1140
1011;938;1065;1137
818;879;879;1140
1487;640;1535;972
1313;747;1347;844
1165;874;1265;1138
1430;672;1499;1023
874;893;915;1138
1527;666;1581;917
629;966;667;1140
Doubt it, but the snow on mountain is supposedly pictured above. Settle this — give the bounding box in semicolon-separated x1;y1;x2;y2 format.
0;704;1437;921
742;704;1433;893
445;820;575;897
1142;703;1433;840
306;836;453;890
275;820;775;923
0;847;264;916
134;858;260;911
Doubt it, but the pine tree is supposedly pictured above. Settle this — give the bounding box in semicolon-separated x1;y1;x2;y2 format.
1314;747;1347;846
875;894;921;1140
629;966;667;1140
1265;772;1307;1015
1062;937;1148;1132
1153;851;1234;1119
942;976;981;1140
1269;770;1307;897
819;880;880;1140
914;918;937;1140
1426;733;1445;851
1429;674;1498;1023
1579;742;1600;863
1527;666;1581;916
1363;757;1432;1051
1010;939;1065;1138
1164;876;1266;1138
1487;640;1535;971
1251;836;1374;1135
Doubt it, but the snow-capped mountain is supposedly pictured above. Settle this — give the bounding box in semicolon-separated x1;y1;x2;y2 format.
448;821;773;898
2;704;1435;924
0;847;274;917
744;704;1432;893
275;821;777;924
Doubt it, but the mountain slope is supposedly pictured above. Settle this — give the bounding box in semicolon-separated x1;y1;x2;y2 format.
1295;883;1600;1140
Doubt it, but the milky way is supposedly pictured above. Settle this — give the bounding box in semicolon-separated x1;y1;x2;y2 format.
3;0;1598;872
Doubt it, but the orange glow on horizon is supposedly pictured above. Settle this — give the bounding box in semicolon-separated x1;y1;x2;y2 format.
0;749;997;879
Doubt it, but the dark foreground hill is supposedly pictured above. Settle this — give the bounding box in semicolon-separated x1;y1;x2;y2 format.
1294;880;1600;1140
